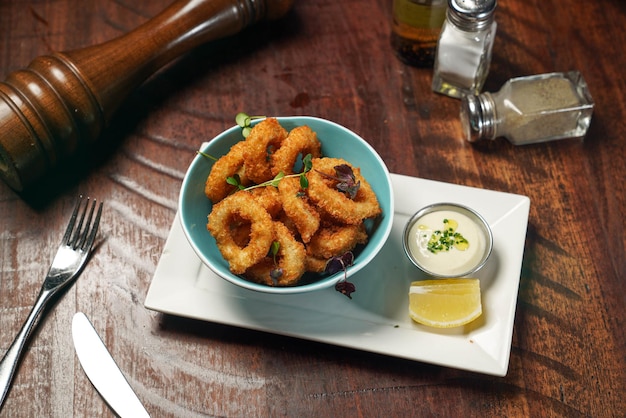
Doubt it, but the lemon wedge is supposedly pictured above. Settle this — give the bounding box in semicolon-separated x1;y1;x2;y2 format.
408;279;482;328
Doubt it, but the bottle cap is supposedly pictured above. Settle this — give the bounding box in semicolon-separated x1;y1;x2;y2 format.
460;93;496;142
448;0;497;31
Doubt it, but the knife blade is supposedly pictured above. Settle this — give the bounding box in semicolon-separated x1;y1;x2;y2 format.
72;312;150;418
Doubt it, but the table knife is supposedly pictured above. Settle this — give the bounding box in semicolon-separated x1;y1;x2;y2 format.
72;312;150;418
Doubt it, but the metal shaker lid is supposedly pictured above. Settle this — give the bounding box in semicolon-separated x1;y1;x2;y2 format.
460;93;496;142
447;0;497;31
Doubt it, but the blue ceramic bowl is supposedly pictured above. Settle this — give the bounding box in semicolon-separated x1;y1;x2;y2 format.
179;116;394;294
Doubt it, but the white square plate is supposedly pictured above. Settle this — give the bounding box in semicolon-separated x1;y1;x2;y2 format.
145;173;530;376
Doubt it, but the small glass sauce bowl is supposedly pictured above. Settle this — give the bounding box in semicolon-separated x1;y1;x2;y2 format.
403;203;493;278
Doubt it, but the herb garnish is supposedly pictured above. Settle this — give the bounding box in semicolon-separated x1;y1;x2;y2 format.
316;164;360;199
326;251;356;298
197;150;218;161
425;219;469;253
227;153;313;192
269;241;283;284
236;112;265;138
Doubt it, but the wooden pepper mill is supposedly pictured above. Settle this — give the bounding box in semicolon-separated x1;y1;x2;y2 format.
0;0;294;192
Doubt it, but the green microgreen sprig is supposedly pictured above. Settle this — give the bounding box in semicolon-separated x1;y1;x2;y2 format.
197;150;218;161
236;112;266;138
269;241;283;283
227;153;313;192
426;219;469;253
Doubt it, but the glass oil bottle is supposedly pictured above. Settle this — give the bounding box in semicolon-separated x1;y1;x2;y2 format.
391;0;447;67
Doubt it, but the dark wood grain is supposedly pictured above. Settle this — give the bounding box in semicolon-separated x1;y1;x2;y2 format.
0;0;294;191
1;0;625;416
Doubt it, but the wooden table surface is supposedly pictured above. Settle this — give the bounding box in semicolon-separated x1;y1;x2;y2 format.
1;0;625;416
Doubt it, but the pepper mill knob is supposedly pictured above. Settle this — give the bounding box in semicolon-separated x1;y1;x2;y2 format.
0;0;294;192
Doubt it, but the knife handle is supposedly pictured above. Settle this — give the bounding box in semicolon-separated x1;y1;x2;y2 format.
0;0;294;192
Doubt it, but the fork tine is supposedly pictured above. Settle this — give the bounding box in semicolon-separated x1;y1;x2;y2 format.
78;200;102;250
69;197;90;248
62;196;82;246
82;201;103;251
77;199;96;249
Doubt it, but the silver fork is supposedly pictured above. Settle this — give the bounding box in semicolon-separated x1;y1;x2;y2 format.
0;196;103;409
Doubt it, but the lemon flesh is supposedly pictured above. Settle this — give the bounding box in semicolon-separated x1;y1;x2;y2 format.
408;279;482;328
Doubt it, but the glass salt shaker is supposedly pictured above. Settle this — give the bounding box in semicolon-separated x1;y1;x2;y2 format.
432;0;497;98
460;71;595;145
391;0;447;67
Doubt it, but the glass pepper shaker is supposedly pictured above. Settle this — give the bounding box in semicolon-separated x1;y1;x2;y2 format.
391;0;447;67
432;0;497;98
460;71;595;145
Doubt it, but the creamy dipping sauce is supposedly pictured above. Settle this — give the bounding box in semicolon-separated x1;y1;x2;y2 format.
406;209;487;277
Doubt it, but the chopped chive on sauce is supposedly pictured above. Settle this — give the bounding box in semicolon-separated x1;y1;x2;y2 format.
420;218;469;254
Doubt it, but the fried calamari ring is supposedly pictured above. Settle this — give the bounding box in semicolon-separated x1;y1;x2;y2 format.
307;157;381;225
304;255;328;273
243;258;276;286
306;223;368;259
243;118;288;183
276;210;299;237
227;214;251;247
278;176;320;243
271;125;322;177
207;191;274;274
205;141;250;203
244;222;306;286
249;186;283;219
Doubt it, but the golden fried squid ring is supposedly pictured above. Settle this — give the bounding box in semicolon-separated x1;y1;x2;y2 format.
207;191;274;274
271;125;322;177
278;177;320;243
307;157;382;224
205;141;250;203
244;222;306;286
227;214;252;247
304;255;328;273
243;118;288;183
249;186;282;219
306;223;368;259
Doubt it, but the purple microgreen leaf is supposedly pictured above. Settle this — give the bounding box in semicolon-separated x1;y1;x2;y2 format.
325;251;356;299
335;280;356;299
315;164;361;199
325;257;345;276
336;181;360;199
333;164;354;182
334;164;360;199
325;251;355;275
340;251;355;267
270;267;283;285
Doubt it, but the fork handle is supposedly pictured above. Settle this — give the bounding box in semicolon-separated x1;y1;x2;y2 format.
0;288;54;408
